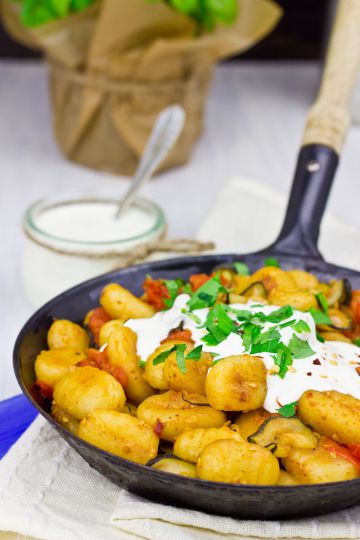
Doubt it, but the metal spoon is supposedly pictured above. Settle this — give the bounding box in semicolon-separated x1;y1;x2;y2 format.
115;105;186;219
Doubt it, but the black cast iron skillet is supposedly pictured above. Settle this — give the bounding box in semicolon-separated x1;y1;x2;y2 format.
13;0;360;520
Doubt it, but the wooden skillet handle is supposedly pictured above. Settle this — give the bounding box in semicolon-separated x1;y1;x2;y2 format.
302;0;360;154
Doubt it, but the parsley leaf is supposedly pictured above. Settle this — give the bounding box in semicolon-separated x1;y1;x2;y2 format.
293;319;311;333
138;359;147;369
266;305;293;323
181;309;201;325
202;304;237;345
185;345;203;360
288;334;315;358
234;262;250;275
278;401;298;417
152;345;178;365
309;307;332;325
316;332;325;343
242;322;261;351
264;257;280;268
163;279;184;308
274;343;293;378
187;275;226;311
279;319;297;329
354;338;360;347
316;292;329;313
176;344;187;374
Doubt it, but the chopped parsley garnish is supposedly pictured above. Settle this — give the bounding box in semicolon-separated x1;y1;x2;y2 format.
181;309;201;325
274;343;293;378
316;292;329;314
138;359;147;369
354;338;360;347
185;345;203;360
163;279;184;308
316;332;325;343
187;275;227;311
309;307;332;325
152;343;202;374
293;319;311;333
264;257;280;268
288;334;315;359
234;262;250;275
266;305;293;323
278;401;298;417
202;304;237;345
279;319;297;329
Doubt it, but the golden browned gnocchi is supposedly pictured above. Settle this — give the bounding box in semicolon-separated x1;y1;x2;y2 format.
136;390;226;442
100;283;155;319
173;425;243;463
298;390;360;445
205;355;266;412
48;320;90;351
107;326;154;403
53;366;126;420
35;348;86;388
197;439;280;485
38;264;360;486
78;410;158;464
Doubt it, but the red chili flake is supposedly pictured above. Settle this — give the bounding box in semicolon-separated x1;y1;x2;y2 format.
154;419;164;437
307;372;312;376
313;359;321;365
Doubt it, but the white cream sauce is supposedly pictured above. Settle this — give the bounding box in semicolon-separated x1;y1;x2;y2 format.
125;294;360;413
36;202;153;242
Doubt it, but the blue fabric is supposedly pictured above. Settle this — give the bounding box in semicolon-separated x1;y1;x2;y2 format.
0;394;38;459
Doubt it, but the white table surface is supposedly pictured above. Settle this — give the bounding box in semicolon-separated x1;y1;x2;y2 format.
1;60;360;400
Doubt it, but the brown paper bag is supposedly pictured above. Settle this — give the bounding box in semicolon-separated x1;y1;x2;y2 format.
2;0;282;175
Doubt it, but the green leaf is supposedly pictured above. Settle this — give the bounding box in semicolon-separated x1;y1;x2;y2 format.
274;343;293;379
242;322;261;352
253;327;281;345
185;345;203;360
266;305;293;324
316;292;329;313
251;339;280;354
233;262;250;276
226;307;252;321
176;344;187;374
201;303;237;345
279;319;297;329
204;0;238;24
264;257;280;268
163;279;184;308
187;275;226;311
354;338;360;347
138;359;147;369
169;0;199;15
316;332;325;343
278;401;298;418
288;334;315;359
293;320;311;334
152;345;178;365
309;307;332;325
182;309;202;325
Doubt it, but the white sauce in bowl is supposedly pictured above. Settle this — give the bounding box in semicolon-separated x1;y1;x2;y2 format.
125;294;360;413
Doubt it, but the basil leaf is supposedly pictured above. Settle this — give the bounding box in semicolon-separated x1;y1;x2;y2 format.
309;307;332;325
264;257;280;268
185;345;203;360
278;401;298;418
293;320;311;333
233;262;250;275
288;334;315;359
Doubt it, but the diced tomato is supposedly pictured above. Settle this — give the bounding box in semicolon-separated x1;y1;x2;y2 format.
189;273;210;291
143;277;170;311
351;291;360;324
36;380;53;400
162;328;194;343
347;445;360;460
87;307;112;344
322;438;360;469
78;348;128;387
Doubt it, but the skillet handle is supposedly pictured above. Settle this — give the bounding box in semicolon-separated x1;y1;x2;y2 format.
270;0;360;259
302;0;360;153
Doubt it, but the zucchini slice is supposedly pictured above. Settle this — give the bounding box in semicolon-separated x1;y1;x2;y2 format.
327;279;352;307
241;282;267;299
248;416;318;458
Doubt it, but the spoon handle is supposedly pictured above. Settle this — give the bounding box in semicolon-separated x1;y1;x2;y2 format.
115;105;185;218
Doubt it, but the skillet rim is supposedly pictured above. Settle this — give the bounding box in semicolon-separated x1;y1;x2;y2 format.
13;252;360;494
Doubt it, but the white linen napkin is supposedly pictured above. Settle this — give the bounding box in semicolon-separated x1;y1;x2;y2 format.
1;177;360;540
